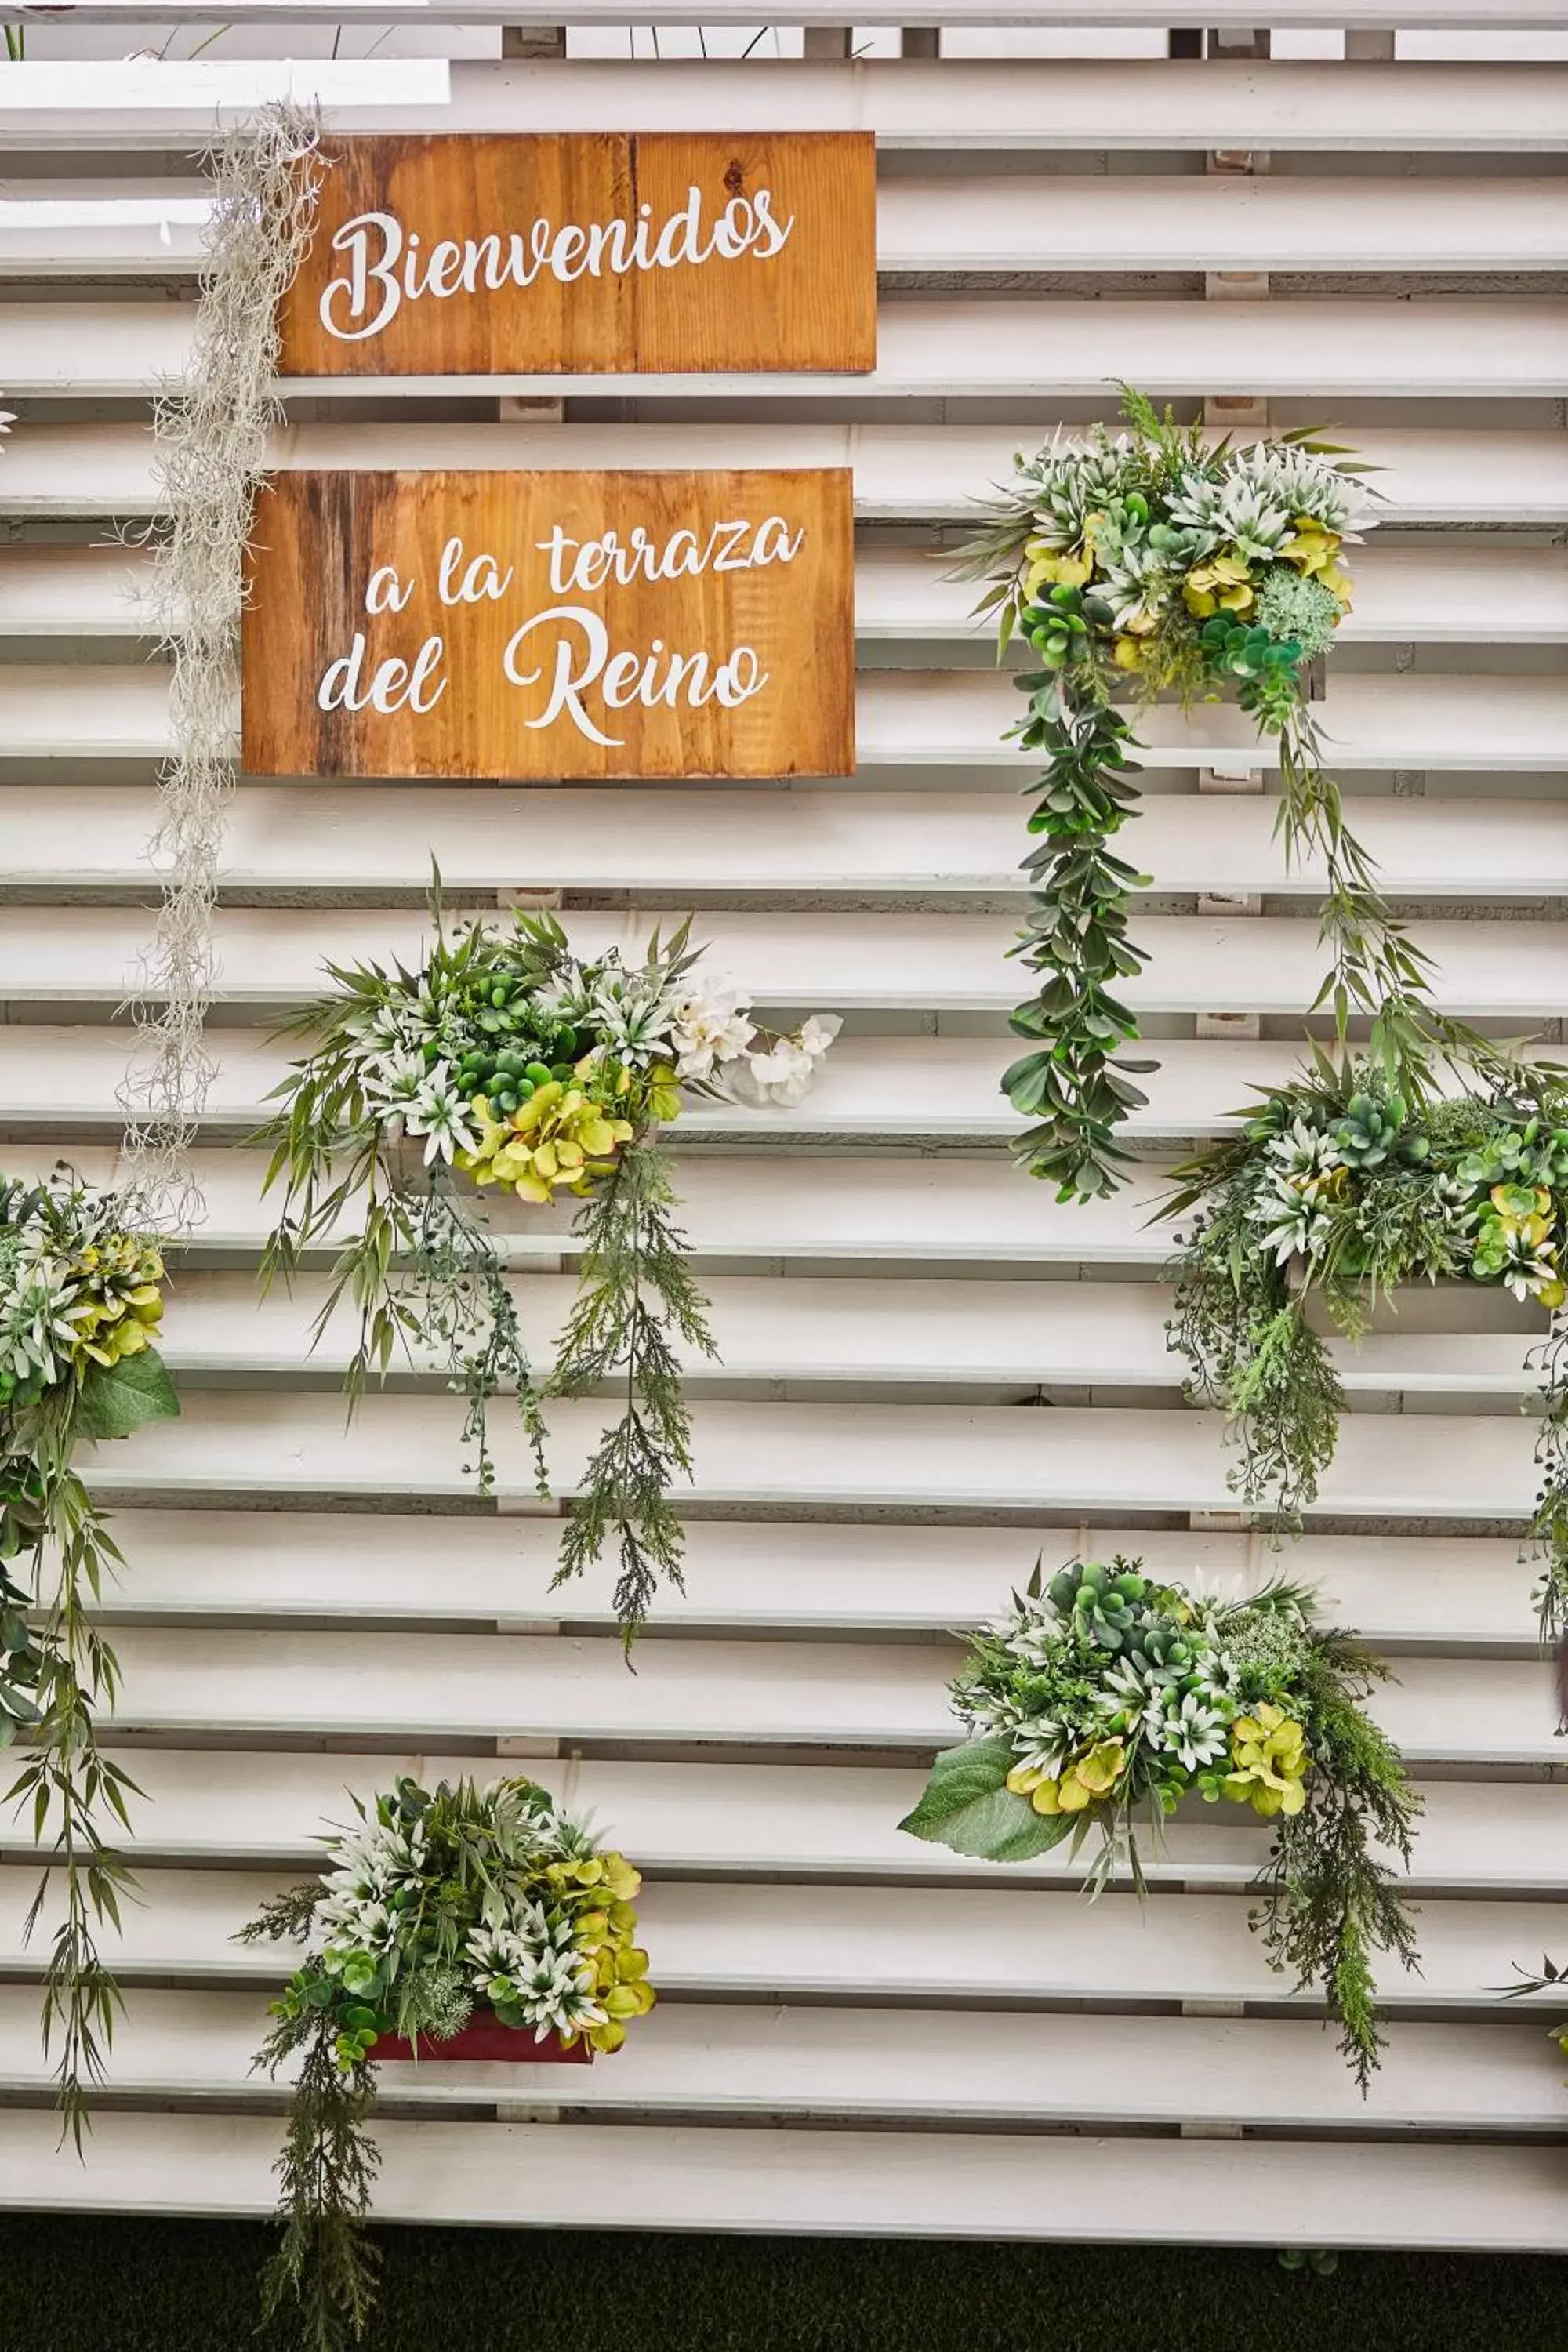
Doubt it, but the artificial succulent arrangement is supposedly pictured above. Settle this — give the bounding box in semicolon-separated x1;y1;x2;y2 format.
241;1773;654;2350
260;890;838;1638
1165;1054;1568;1640
960;387;1489;1202
0;1168;180;2132
900;1552;1419;2085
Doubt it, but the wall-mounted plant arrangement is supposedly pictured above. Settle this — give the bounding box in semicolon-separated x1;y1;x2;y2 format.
1165;1058;1568;1643
900;1552;1418;2085
242;1773;653;2347
261;895;838;1638
960;388;1496;1203
0;1170;179;2132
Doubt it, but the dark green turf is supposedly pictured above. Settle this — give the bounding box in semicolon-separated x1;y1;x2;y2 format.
4;2219;1566;2352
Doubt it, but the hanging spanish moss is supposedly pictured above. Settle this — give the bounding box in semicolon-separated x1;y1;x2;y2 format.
119;102;324;1230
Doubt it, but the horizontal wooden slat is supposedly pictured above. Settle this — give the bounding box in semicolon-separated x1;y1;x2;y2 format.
4;299;1564;398
5;421;1560;525
0;1027;1398;1142
2;666;1563;772
0;2111;1561;2249
9;175;1566;275
3;785;1565;902
17;0;1568;28
0;1988;1551;2132
8;60;1567;153
75;1391;1550;1526
6;541;1563;645
79;1512;1544;1646
150;1266;1550;1415
80;1626;1558;1764
2;1753;1552;1896
0;905;1559;1022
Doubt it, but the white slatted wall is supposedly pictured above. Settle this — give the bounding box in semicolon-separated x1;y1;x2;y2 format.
0;16;1564;2243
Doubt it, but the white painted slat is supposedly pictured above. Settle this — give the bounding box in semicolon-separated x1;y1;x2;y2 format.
2;1753;1551;1896
76;1390;1550;1527
0;1028;1483;1142
85;1512;1545;1646
0;1989;1549;2132
5;420;1561;526
3;784;1564;902
10;175;1566;275
24;0;1568;28
0;2111;1562;2249
2;665;1563;771
10;1145;1182;1270
0;905;1559;1022
8;60;1566;153
12;1875;1557;2014
149;1266;1552;1413
4;299;1563;398
84;1626;1559;1764
6;541;1562;645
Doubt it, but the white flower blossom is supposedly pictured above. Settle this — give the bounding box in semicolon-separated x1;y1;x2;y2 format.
667;977;757;1080
401;1062;479;1165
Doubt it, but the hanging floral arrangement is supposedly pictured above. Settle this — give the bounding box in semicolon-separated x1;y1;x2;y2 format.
1165;1056;1568;1642
241;1773;653;2347
0;1169;179;2131
261;893;839;1637
899;1552;1418;2085
959;387;1488;1203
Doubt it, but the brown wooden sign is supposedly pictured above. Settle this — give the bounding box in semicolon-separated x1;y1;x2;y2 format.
241;469;856;782
277;132;877;376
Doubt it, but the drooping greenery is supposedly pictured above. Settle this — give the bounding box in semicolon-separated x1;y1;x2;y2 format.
260;886;836;1638
960;387;1490;1201
1165;1054;1568;1640
899;1552;1418;2086
241;1774;654;2350
7;2223;1568;2352
0;1170;180;2136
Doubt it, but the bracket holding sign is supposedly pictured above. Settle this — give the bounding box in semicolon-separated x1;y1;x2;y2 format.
241;469;856;782
277;132;877;376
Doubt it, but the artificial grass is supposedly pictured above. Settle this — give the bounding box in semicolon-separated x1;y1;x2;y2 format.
4;2220;1566;2352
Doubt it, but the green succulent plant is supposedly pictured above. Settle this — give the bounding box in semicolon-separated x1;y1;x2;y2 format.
1332;1091;1428;1171
1049;1556;1148;1652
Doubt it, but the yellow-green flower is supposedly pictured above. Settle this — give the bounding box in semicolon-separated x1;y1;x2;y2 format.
1183;555;1254;619
1007;1738;1126;1817
66;1233;166;1371
454;1079;634;1204
1222;1704;1310;1818
1023;540;1094;597
1278;518;1352;604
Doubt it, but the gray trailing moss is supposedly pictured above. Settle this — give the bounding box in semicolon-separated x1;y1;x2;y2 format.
120;103;325;1230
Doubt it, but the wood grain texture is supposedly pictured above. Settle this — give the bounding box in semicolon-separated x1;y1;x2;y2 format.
240;469;856;782
278;133;877;376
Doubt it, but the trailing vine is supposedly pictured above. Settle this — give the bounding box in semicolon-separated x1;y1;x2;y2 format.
962;387;1493;1201
899;1553;1419;2087
1164;1056;1568;1643
0;1173;180;2139
260;891;837;1639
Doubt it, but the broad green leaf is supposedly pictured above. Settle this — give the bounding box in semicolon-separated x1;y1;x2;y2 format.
898;1736;1076;1861
75;1348;181;1443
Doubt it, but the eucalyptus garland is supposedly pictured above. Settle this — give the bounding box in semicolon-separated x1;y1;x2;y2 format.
0;1170;180;2136
960;387;1478;1202
1166;1055;1568;1641
241;1773;653;2349
261;894;838;1638
900;1553;1419;2085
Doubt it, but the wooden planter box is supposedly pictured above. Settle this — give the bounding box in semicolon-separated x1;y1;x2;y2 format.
372;2010;593;2065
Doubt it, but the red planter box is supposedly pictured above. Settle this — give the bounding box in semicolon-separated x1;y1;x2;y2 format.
372;2010;593;2065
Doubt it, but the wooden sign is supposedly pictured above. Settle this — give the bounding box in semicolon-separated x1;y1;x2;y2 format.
277;132;877;376
241;469;856;782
